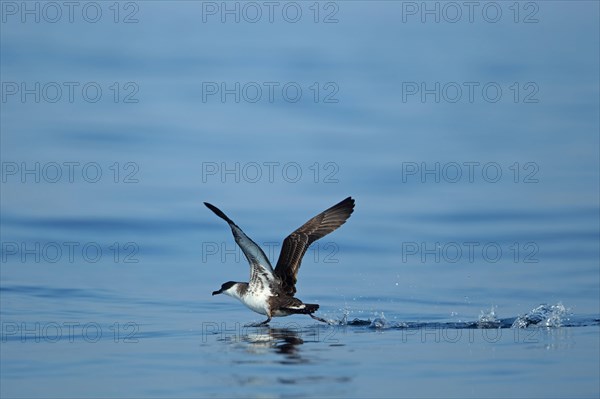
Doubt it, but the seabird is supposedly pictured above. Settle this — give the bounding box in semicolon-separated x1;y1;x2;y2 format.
205;197;355;325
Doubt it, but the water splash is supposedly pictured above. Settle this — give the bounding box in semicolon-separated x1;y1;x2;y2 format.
511;303;571;328
477;306;502;329
369;312;388;329
327;302;594;330
336;308;350;326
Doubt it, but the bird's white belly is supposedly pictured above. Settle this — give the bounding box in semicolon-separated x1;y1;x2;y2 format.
239;290;271;315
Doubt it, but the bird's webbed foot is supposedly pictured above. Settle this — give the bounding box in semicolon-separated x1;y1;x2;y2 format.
244;317;271;327
309;314;330;324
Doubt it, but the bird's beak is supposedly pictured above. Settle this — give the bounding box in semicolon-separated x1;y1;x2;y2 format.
212;289;222;296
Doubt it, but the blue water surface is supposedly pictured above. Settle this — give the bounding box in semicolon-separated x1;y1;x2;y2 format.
1;1;599;398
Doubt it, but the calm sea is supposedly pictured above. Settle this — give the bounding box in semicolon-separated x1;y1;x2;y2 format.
1;1;599;398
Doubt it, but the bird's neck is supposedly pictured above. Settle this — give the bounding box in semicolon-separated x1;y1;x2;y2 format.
224;282;248;299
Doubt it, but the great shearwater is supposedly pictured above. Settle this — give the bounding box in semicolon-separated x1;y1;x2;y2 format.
205;197;355;325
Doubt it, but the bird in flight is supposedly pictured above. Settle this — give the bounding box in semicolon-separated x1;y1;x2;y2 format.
205;197;355;326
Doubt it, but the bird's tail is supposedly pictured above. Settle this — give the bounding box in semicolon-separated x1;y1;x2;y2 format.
286;303;319;315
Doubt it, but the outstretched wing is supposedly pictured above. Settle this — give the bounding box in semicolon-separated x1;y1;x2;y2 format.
204;202;275;287
274;197;355;295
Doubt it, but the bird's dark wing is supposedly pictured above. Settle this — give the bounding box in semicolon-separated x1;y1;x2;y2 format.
274;197;355;295
204;202;275;286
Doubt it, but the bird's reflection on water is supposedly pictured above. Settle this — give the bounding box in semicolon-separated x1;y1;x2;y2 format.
246;325;324;365
245;327;306;363
212;322;335;364
210;324;355;390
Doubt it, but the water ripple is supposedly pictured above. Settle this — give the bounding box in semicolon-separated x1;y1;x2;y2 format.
1;214;215;233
